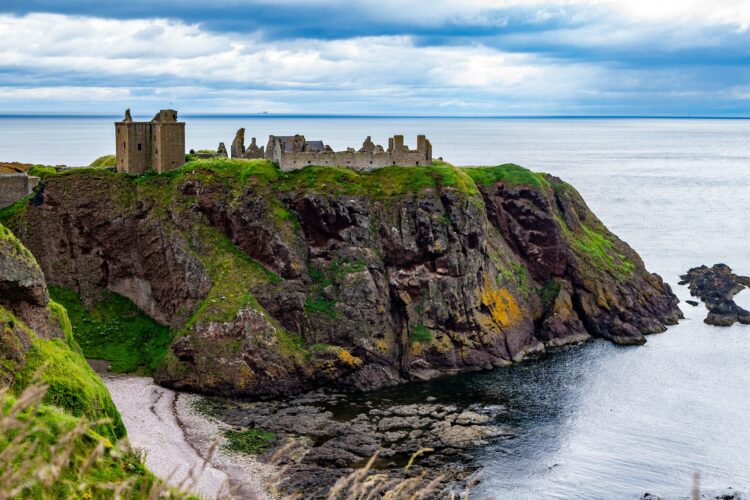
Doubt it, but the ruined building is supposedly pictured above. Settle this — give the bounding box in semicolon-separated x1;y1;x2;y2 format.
115;109;185;174
262;134;432;171
230;128;265;160
0;173;40;209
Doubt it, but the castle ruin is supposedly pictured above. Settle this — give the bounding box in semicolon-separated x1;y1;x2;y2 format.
115;109;185;174
230;128;265;160
227;128;432;170
263;133;432;171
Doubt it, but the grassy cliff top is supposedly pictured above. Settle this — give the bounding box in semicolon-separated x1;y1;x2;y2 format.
1;158;557;199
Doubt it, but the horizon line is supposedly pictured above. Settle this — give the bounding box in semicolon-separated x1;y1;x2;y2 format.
0;113;749;120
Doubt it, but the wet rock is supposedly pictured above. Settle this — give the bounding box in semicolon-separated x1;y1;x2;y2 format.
431;421;505;448
680;264;750;326
454;410;491;425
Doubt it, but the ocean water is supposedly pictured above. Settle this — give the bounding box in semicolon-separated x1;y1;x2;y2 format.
2;116;749;499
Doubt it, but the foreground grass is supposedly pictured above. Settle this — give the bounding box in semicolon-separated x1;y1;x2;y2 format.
0;383;196;499
49;287;172;374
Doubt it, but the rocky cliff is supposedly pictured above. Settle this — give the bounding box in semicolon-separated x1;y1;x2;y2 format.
0;160;681;398
0;222;124;439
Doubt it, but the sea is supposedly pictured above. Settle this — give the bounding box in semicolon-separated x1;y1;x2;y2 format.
2;116;749;499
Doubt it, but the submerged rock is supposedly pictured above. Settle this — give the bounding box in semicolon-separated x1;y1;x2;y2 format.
680;264;750;326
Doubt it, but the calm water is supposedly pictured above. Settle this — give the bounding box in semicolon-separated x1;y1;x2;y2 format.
2;117;749;498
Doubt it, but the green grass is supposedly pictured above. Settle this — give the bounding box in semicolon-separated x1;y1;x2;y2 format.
464;163;551;189
498;262;532;298
410;324;433;343
0;392;161;499
558;219;636;278
28;165;58;178
90;154;117;168
0;223;37;268
304;297;338;318
1;305;126;441
49;286;172;374
184;225;282;327
222;428;277;455
537;280;561;311
273;163;480;198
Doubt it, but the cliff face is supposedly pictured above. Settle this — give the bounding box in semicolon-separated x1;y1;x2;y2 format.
0;222;124;438
1;160;681;397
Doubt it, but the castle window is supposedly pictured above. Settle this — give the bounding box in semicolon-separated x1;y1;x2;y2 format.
392;161;396;165
308;160;311;164
137;143;142;151
416;161;419;165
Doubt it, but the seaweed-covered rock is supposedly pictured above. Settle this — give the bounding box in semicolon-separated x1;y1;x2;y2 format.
680;264;750;326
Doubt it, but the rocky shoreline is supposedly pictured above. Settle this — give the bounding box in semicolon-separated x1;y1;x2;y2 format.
98;370;275;499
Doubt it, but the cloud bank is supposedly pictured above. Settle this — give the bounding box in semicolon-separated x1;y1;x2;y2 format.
0;1;748;115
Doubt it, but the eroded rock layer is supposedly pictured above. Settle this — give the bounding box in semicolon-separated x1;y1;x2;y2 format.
1;161;682;397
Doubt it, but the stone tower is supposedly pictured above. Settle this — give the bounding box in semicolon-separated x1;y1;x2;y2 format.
115;109;185;175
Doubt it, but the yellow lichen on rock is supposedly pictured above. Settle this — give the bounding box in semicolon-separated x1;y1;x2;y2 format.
481;274;522;327
337;348;363;367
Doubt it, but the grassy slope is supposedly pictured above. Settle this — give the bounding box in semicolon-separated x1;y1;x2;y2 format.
90;154;117;168
49;286;172;374
1;305;126;441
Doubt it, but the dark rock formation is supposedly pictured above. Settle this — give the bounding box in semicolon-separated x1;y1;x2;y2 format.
680;264;750;326
0;224;60;340
1;163;682;398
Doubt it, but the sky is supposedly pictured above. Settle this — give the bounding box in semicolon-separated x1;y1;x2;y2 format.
0;0;749;116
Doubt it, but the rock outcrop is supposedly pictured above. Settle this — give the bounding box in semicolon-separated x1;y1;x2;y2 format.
1;161;682;398
680;264;750;326
0;221;124;438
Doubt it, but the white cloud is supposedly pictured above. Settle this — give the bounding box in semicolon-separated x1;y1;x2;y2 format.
0;13;549;92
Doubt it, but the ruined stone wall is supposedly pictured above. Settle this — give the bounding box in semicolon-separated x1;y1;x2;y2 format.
0;174;39;208
278;149;430;171
275;135;432;171
152;122;185;173
115;122;151;175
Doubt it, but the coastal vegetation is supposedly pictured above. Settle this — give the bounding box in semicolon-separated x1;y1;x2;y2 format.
0;383;193;499
48;286;172;374
89;154;117;168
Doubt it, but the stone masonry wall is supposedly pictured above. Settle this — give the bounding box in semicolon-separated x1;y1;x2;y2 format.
0;174;39;208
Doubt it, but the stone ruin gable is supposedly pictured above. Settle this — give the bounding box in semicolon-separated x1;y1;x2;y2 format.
115;109;185;175
0;173;40;208
266;134;433;171
230;128;265;159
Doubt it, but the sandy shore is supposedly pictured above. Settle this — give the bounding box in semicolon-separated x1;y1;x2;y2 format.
99;371;274;499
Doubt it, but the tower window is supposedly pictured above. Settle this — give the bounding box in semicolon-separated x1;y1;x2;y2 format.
137;143;142;151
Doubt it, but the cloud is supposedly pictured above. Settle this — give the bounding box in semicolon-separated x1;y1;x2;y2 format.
0;2;748;115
